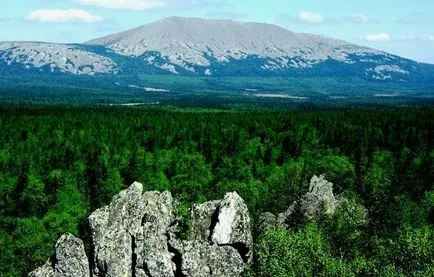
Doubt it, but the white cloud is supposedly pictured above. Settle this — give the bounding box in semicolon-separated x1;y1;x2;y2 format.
297;11;325;24
345;14;369;23
26;9;101;23
71;0;166;10
365;33;391;42
428;35;434;41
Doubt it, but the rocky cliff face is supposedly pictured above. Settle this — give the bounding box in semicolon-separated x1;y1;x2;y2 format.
29;182;252;277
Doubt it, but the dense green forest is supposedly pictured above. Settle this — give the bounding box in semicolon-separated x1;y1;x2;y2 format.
0;106;433;276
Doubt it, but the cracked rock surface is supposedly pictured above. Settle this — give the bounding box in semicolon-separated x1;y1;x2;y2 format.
29;182;252;277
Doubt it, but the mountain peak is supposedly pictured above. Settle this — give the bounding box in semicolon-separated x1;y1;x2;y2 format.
86;16;355;67
2;16;431;83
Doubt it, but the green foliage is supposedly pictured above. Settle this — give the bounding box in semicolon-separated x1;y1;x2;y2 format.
256;224;354;276
0;106;432;276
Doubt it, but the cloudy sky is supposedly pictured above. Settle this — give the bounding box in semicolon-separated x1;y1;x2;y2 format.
2;0;434;63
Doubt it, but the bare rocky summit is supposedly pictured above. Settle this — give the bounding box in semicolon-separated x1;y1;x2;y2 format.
1;17;422;81
0;42;117;75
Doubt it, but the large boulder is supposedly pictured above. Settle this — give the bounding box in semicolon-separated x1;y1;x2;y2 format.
167;192;253;276
190;200;220;241
211;192;253;263
28;233;89;277
135;191;176;277
299;175;338;219
276;175;343;229
54;234;90;277
88;181;145;277
190;192;253;264
177;241;245;277
257;212;278;233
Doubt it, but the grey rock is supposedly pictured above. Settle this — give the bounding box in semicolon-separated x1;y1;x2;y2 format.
29;260;54;277
88;181;145;277
278;202;297;225
179;240;245;277
279;175;339;227
54;233;89;277
300;175;338;220
135;191;176;277
190;192;253;264
190;200;220;241
211;192;253;263
28;234;89;277
30;183;253;277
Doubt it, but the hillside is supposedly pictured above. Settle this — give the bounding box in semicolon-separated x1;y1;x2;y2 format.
0;17;433;86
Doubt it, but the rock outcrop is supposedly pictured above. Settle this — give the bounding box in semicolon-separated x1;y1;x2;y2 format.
258;175;367;233
29;182;252;277
169;192;253;276
254;175;342;232
29;233;89;277
278;175;339;227
54;234;90;277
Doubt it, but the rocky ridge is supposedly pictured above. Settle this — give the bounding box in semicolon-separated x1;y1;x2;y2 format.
29;182;252;277
0;42;117;75
86;17;410;78
29;175;366;277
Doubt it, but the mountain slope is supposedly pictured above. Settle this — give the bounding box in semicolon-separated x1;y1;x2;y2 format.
0;42;117;75
85;17;428;81
1;17;433;85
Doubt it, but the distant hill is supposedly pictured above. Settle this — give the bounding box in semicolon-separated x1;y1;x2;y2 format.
1;17;434;96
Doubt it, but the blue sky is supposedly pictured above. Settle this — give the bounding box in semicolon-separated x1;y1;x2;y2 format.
2;0;434;63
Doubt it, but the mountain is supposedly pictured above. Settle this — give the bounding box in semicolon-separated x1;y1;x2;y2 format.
0;41;117;75
86;17;411;80
1;17;434;94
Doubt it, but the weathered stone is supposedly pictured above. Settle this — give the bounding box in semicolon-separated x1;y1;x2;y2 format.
30;183;253;277
300;175;338;220
178;240;245;277
29;260;54;277
54;233;89;277
278;202;297;225
190;200;220;241
211;192;253;263
135;191;176;277
279;175;340;227
88;181;145;277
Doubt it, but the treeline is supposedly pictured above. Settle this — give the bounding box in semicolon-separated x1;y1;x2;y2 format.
0;107;432;276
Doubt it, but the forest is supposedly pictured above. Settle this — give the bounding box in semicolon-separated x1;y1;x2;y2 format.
0;106;432;276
